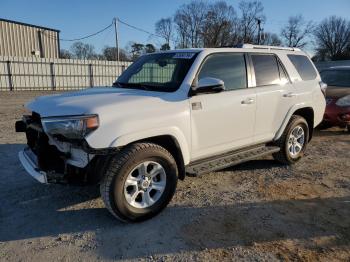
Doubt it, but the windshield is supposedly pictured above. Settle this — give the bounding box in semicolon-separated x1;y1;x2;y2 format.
321;69;350;87
115;52;198;92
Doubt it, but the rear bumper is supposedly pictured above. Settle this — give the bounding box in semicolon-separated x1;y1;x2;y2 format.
18;147;48;184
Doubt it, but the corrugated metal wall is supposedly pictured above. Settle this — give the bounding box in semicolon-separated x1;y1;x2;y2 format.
0;19;59;58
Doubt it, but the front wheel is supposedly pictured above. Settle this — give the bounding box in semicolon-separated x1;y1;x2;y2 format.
273;115;309;164
100;143;178;222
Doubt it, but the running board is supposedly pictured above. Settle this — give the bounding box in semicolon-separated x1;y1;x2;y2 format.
186;145;280;175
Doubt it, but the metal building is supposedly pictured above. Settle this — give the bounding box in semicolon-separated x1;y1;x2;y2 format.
0;18;60;58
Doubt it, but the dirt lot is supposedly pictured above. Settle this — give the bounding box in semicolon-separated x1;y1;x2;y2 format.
0;91;349;262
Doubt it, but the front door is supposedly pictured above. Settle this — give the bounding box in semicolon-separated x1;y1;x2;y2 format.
190;53;256;160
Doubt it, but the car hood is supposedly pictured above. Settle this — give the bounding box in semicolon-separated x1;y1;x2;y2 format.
27;87;171;117
326;86;350;98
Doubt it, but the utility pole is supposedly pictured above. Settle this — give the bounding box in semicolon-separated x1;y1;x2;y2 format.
256;18;262;45
114;17;120;61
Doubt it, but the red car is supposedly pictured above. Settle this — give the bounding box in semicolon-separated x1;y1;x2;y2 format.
320;66;350;132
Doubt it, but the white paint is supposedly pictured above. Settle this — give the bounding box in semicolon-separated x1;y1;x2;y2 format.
25;47;326;169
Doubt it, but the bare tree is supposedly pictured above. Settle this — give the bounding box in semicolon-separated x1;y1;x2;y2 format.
201;1;238;47
260;32;282;46
239;0;265;43
281;15;314;48
60;49;72;59
174;11;190;48
155;18;173;46
314;16;350;60
70;42;96;59
174;1;208;48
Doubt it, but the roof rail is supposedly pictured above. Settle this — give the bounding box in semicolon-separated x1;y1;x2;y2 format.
239;44;301;52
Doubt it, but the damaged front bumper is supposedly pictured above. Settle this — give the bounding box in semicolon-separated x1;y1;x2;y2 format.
16;112;114;184
18;147;48;183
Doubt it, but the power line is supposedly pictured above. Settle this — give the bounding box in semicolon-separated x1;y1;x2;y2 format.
117;18;165;40
42;22;113;42
60;22;113;41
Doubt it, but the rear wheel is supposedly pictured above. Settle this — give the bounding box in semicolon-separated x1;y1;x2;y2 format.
100;143;178;222
273;115;309;164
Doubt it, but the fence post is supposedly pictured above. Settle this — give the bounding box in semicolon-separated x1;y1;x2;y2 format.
89;64;94;87
50;62;56;90
6;61;13;91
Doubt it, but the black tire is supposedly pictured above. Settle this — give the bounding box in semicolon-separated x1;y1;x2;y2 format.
347;125;350;133
100;142;178;222
273;115;309;165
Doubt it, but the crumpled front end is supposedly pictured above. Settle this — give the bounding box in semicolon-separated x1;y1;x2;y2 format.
15;112;99;184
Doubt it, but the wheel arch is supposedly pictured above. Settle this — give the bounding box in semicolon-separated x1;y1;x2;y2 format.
110;130;189;180
275;105;315;141
293;107;314;141
137;135;186;180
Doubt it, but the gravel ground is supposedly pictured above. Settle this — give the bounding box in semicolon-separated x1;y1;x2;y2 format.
0;91;349;262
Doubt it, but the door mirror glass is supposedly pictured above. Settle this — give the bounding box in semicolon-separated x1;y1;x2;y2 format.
193;77;225;94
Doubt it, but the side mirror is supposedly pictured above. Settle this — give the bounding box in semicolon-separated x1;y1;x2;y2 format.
192;77;225;95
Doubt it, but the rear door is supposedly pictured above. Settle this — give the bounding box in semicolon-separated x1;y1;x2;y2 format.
249;53;297;143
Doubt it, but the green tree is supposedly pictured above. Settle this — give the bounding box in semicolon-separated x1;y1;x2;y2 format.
102;46;129;61
130;43;144;60
160;43;171;50
145;44;156;53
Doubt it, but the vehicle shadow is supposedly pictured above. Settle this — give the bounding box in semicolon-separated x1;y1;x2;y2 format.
222;159;285;172
1;144;349;260
314;128;348;137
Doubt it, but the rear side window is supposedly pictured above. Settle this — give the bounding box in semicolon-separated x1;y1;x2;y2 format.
251;54;281;86
287;54;317;81
198;53;247;91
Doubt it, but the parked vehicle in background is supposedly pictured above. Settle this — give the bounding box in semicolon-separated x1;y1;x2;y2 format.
16;44;326;222
320;67;350;132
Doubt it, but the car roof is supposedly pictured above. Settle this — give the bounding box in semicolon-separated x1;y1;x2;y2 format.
158;44;305;55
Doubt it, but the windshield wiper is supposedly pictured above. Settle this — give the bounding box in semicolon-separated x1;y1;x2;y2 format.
112;82;157;91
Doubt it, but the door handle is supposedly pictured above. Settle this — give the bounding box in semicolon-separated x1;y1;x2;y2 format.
241;98;255;104
283;92;297;98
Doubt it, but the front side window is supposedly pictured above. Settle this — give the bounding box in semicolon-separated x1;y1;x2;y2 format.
116;52;198;92
287;54;317;81
198;53;247;91
320;70;350;87
251;54;281;86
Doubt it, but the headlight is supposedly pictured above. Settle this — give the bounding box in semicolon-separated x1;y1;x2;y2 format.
41;115;99;139
336;95;350;107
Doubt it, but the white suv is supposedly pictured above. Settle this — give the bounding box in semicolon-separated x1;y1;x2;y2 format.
16;44;326;222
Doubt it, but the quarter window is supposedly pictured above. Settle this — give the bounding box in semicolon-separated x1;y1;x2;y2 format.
198;53;247;91
287;54;317;81
251;54;281;86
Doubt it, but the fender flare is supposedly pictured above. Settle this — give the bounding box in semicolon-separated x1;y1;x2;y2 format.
274;102;312;141
109;126;191;165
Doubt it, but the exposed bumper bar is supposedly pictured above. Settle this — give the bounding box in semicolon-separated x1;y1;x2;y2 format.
18;148;48;184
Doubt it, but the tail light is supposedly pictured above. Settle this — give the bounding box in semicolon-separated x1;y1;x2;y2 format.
319;81;327;97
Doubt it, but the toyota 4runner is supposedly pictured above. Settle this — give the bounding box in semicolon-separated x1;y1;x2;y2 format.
16;44;326;222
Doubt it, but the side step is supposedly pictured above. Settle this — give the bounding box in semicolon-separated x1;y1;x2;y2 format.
186;145;280;175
